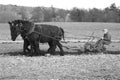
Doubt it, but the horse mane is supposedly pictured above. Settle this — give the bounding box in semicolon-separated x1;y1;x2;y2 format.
13;19;34;28
13;19;33;25
11;20;34;35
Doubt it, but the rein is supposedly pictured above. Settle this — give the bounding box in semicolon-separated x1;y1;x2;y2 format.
26;25;35;36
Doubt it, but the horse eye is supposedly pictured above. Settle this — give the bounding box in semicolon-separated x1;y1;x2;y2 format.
16;24;19;27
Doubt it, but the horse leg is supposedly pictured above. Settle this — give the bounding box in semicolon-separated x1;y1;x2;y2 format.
23;39;30;53
23;39;29;55
23;40;26;53
48;41;56;55
34;40;40;56
26;40;34;56
55;41;64;56
47;42;52;53
25;39;30;52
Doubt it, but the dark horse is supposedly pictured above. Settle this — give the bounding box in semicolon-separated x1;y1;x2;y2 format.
8;20;64;56
8;20;31;53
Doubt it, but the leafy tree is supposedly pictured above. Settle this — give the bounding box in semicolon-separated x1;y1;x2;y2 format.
70;7;85;22
103;3;120;22
42;8;54;22
0;11;20;23
88;8;104;22
56;9;68;21
31;7;44;22
18;7;31;20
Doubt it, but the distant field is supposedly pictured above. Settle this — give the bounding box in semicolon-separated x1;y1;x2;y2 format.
1;22;120;40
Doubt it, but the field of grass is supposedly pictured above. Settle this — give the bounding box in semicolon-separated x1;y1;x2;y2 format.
0;22;120;80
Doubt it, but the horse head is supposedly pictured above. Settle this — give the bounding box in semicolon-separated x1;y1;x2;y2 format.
8;20;34;41
8;20;22;41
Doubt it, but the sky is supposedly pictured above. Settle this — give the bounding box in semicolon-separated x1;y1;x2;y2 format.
0;0;120;10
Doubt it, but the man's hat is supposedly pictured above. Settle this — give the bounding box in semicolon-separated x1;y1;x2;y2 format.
103;29;108;33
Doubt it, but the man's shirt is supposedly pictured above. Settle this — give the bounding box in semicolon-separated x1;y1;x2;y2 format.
103;32;111;41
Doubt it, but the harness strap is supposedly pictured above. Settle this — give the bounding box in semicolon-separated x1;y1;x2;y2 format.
32;31;59;41
24;25;63;41
26;25;35;36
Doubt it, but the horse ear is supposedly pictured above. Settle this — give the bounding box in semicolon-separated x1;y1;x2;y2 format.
8;21;14;27
8;21;11;24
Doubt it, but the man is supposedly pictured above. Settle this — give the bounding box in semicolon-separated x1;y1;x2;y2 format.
93;29;111;52
101;29;111;45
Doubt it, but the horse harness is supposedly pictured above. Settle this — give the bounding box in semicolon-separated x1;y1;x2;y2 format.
18;23;60;41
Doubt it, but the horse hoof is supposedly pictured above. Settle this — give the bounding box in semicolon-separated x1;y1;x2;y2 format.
60;54;64;56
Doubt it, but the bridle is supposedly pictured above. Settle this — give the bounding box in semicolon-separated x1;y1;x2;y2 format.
15;21;35;36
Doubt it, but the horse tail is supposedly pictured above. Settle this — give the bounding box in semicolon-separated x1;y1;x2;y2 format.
60;27;65;40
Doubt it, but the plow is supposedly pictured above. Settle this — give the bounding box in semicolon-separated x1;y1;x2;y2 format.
83;32;106;53
83;39;106;53
63;31;110;54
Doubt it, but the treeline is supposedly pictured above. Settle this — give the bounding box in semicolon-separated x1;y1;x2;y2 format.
0;3;120;23
70;3;120;22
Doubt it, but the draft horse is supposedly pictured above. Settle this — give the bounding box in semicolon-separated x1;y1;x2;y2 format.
8;20;31;53
8;20;64;56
